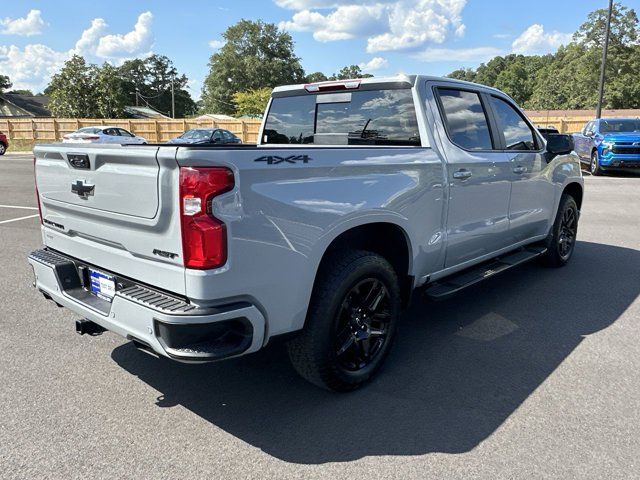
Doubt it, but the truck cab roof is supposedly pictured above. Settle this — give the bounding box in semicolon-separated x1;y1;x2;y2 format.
271;75;506;98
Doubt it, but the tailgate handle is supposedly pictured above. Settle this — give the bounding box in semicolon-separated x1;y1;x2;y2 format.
68;153;90;169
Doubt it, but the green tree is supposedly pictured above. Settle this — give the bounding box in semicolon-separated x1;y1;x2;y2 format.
447;68;476;82
8;89;34;96
305;72;328;83
573;1;638;48
330;65;374;80
527;2;639;110
0;75;12;93
447;2;640;110
93;63;127;118
47;55;97;117
202;20;304;115
232;87;271;117
119;54;196;117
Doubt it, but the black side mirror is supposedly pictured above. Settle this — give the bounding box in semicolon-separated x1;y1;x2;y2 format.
546;134;574;155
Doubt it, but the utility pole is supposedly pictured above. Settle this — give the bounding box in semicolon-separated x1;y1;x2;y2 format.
171;75;175;119
135;87;139;107
596;0;613;119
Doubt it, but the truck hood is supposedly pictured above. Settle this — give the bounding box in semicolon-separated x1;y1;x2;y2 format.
601;133;640;143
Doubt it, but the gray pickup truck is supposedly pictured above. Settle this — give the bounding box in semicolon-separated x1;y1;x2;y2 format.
29;75;583;391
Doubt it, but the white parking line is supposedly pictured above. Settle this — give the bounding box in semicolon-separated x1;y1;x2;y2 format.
0;205;38;210
0;214;39;225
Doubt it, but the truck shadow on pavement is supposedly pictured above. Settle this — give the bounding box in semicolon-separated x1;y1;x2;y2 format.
112;240;640;464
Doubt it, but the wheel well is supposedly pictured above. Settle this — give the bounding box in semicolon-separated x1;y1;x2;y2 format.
319;223;413;307
563;182;583;210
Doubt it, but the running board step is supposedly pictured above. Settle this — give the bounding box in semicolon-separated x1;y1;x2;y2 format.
424;246;547;300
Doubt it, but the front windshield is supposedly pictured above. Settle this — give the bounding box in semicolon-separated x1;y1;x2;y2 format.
600;119;640;133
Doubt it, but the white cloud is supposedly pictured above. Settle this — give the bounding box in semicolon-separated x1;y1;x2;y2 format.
0;9;46;36
209;39;225;49
0;12;155;93
358;56;388;70
367;0;466;52
511;24;572;55
279;4;387;42
0;44;67;92
414;46;503;62
277;0;467;51
72;18;109;56
275;0;371;8
96;12;153;58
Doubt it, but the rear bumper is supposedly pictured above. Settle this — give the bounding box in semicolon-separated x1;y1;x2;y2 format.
28;248;266;362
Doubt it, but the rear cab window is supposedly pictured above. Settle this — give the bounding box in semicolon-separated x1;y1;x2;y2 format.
262;88;421;146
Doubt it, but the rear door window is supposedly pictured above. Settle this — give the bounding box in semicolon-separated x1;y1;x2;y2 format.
263;89;420;146
436;88;493;151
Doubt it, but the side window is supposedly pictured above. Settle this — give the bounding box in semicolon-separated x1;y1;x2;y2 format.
104;128;119;136
118;128;134;137
490;96;538;151
212;130;224;142
436;88;493;151
586;122;596;135
223;130;235;141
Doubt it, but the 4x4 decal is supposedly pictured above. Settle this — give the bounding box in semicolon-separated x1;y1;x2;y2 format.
254;154;311;165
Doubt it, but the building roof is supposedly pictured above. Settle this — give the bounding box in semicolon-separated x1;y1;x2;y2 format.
0;93;51;117
195;113;237;121
123;106;170;119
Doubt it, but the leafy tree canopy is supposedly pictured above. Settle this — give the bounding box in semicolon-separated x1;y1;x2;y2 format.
46;54;196;118
0;75;12;93
447;2;640;110
232;87;271;117
201;20;305;114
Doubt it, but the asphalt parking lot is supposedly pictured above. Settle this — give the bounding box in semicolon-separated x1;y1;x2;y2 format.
1;152;639;479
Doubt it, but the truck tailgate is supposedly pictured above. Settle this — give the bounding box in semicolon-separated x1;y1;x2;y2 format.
34;144;186;295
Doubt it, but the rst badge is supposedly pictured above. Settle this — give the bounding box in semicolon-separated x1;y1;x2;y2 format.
254;154;311;165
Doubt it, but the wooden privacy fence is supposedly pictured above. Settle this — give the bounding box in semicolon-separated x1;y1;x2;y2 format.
526;115;591;134
2;110;640;144
0;118;263;144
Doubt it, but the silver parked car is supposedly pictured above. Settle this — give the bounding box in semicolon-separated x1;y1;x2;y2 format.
31;75;583;391
62;126;147;144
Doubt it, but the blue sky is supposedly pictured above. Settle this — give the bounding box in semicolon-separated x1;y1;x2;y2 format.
0;0;632;98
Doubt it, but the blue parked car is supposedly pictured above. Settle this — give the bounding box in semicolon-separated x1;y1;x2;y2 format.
573;118;640;175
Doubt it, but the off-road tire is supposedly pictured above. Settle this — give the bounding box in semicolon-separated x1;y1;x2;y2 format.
287;249;401;392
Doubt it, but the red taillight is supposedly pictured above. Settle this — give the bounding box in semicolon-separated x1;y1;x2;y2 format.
179;167;234;269
34;157;43;224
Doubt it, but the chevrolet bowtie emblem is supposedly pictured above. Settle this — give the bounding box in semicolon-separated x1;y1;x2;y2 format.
71;180;95;198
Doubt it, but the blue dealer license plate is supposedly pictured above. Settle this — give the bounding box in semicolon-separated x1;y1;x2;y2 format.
89;269;116;301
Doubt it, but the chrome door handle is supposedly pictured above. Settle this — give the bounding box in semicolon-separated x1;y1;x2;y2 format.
453;169;473;180
512;165;527;174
